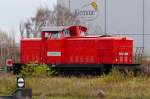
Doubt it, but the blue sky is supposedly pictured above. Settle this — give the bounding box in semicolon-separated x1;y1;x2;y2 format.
0;0;56;41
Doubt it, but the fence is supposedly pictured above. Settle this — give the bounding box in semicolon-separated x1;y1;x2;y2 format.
0;46;144;73
0;47;19;75
0;47;19;67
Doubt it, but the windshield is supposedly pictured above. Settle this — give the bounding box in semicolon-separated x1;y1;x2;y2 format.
63;29;70;37
51;32;61;39
44;31;61;39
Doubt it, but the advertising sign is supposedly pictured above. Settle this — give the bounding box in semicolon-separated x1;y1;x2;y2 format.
70;0;105;35
57;0;105;35
74;1;100;21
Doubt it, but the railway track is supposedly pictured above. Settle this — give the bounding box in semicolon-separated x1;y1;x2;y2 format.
1;61;150;77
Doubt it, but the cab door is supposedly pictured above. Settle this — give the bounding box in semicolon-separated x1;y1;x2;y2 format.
41;32;48;64
46;32;63;65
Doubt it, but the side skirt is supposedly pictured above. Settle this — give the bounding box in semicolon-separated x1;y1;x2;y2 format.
49;64;141;72
12;63;141;74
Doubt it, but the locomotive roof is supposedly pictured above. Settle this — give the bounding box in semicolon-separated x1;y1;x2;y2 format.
66;36;133;40
21;38;41;41
40;26;66;32
40;25;87;32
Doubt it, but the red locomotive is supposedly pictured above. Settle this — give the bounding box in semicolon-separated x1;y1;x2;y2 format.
13;25;141;73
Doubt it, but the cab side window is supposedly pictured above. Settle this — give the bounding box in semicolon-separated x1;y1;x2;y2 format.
64;29;70;37
45;32;50;39
51;31;61;39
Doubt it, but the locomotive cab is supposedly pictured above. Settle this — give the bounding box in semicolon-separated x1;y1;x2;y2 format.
41;26;87;39
41;27;63;40
40;26;88;65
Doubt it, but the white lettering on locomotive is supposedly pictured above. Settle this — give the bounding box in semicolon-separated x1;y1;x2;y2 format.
47;52;61;56
119;52;128;56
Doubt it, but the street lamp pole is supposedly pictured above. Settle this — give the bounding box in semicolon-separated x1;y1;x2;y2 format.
105;0;107;35
69;0;71;11
143;0;145;50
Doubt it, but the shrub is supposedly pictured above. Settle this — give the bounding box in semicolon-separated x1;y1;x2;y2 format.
20;64;56;77
33;64;49;77
102;69;127;83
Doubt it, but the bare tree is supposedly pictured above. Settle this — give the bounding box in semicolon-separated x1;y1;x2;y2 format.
0;30;18;67
20;5;81;38
56;5;80;26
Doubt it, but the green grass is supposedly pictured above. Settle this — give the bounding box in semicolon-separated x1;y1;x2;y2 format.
0;70;150;99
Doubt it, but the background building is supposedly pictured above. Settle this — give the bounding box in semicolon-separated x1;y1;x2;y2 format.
57;0;150;55
58;0;105;35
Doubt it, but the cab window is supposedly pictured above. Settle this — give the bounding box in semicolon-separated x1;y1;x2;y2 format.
64;29;70;37
44;31;61;39
51;31;61;39
45;32;50;39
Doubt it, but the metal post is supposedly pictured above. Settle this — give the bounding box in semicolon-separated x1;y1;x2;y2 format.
105;0;107;35
4;65;7;76
143;0;145;50
12;89;32;99
0;77;32;99
0;48;3;66
69;0;71;10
